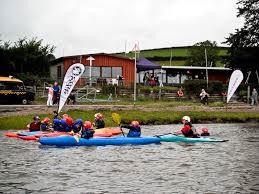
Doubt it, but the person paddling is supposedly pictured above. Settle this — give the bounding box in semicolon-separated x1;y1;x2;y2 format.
201;128;210;136
94;113;105;129
81;121;95;139
27;116;41;132
40;117;52;131
121;121;141;137
175;116;199;138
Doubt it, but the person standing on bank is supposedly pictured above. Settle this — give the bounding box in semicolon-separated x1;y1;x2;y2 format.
52;81;60;105
46;84;54;106
200;89;209;105
251;88;258;106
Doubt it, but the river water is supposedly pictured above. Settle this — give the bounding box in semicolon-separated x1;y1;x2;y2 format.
0;123;258;194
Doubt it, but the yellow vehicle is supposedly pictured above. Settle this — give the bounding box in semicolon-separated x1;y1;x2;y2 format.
0;76;35;104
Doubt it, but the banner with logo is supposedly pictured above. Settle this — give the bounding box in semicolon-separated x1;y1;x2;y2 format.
227;70;243;103
58;63;85;113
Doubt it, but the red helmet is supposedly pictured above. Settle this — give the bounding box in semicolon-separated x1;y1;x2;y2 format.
84;121;92;129
97;113;103;119
66;117;74;126
131;121;139;127
202;128;208;133
62;114;68;119
42;117;50;124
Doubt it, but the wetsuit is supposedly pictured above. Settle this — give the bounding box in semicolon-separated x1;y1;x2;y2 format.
81;128;95;139
95;119;105;129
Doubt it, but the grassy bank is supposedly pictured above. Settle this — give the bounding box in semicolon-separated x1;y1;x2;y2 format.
1;110;258;130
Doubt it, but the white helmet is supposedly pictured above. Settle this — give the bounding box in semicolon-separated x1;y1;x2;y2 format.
94;113;100;118
182;116;191;122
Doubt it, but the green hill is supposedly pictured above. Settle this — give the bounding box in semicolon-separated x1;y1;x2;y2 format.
116;46;229;67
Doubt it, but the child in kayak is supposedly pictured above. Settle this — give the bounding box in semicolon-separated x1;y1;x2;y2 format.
201;128;210;136
81;121;95;139
72;119;83;134
94;113;105;129
27;116;41;131
40;117;52;131
176;116;199;138
121;121;141;137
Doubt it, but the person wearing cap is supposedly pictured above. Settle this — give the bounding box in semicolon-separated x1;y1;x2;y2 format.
201;128;210;136
121;121;141;137
81;121;95;139
27;116;41;131
40;117;52;131
94;113;105;129
176;116;199;138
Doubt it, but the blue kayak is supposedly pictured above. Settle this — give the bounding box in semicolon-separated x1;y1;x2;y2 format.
17;131;43;136
39;136;161;146
158;134;228;143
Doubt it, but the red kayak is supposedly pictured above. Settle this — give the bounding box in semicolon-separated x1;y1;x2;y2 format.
4;130;29;138
18;135;37;141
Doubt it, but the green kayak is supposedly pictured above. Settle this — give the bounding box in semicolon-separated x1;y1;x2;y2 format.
158;134;228;143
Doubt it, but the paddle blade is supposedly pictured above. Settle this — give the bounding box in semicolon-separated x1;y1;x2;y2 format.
74;134;80;142
112;113;121;125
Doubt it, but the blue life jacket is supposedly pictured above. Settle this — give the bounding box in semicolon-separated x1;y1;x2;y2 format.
127;126;141;137
53;119;61;131
40;123;49;131
58;119;71;132
81;128;95;139
72;119;83;133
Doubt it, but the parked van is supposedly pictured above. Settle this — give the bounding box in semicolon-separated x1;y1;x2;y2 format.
0;76;35;104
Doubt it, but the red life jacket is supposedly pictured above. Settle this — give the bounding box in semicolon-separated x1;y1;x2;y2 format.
29;122;41;131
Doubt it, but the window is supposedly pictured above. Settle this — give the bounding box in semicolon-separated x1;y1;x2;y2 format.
57;66;61;79
3;82;24;90
112;67;122;78
102;67;112;77
82;66;101;78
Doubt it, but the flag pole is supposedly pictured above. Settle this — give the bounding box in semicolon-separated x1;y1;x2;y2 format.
205;48;209;89
133;48;137;106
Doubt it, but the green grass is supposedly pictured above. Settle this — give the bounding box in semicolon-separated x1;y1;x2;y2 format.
155;60;186;66
1;109;258;130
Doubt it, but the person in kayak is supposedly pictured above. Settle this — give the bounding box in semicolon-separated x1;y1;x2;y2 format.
176;116;199;138
53;111;61;120
72;119;83;134
121;121;141;137
40;117;52;131
53;119;62;131
81;121;95;139
59;119;71;132
94;113;105;129
201;128;210;136
27;116;41;131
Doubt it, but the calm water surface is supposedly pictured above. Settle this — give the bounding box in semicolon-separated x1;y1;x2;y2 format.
0;123;259;194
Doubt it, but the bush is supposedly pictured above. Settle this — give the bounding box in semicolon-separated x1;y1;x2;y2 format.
183;80;223;97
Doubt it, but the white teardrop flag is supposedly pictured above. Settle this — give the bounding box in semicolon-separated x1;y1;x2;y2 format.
58;63;85;113
227;70;243;103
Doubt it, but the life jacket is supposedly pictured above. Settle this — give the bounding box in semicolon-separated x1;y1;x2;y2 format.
29;122;41;131
95;119;105;129
59;119;71;132
53;119;62;131
81;128;95;139
127;126;141;137
181;123;194;137
40;123;49;131
201;132;210;136
72;119;83;133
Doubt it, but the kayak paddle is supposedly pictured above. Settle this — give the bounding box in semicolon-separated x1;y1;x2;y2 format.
111;113;125;137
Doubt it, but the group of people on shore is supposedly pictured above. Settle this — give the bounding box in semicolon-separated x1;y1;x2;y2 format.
143;72;160;87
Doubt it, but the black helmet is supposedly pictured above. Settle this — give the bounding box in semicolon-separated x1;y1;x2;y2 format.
33;116;40;121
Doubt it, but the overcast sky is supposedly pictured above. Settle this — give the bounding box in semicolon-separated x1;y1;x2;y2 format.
0;0;243;57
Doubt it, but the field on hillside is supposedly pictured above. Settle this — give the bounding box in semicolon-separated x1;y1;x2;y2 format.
116;46;229;67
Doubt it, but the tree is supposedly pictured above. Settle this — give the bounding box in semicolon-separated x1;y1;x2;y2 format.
225;0;259;77
187;40;220;67
0;37;55;85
